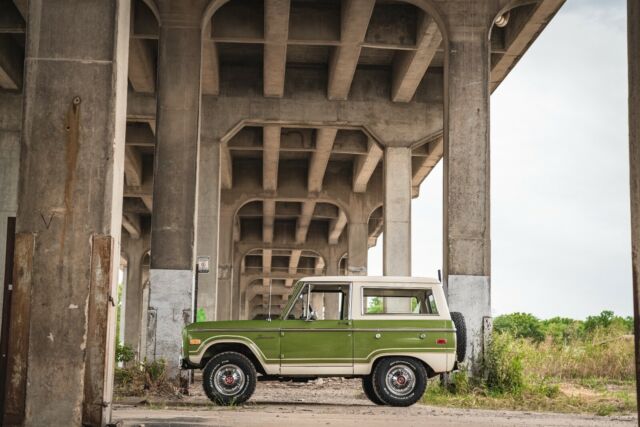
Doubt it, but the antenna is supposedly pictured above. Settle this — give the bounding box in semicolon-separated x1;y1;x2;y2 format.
267;279;273;322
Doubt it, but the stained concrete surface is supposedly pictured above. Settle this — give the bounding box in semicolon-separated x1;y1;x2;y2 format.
112;379;637;427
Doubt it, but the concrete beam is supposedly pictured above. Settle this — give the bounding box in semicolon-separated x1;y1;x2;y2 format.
122;213;141;240
124;146;143;187
262;248;272;287
295;200;316;243
391;13;441;103
0;1;25;33
490;0;564;92
263;125;281;191
411;135;443;196
327;0;375;100
308;128;337;192
263;199;276;243
328;209;347;245
288;249;302;274
0;34;23;90
263;0;290;97
368;216;383;248
12;0;27;19
296;200;316;243
353;138;382;192
141;195;153;212
128;38;156;94
126;122;155;147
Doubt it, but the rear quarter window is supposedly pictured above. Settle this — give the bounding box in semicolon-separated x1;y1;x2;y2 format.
362;287;439;315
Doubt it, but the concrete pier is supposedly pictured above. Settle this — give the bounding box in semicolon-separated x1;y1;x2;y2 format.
2;1;130;424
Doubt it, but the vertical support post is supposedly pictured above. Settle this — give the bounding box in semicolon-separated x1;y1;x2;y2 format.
3;0;130;424
196;141;221;322
148;4;202;374
123;233;149;359
215;207;235;320
347;220;368;276
442;7;492;376
383;147;412;276
627;0;640;414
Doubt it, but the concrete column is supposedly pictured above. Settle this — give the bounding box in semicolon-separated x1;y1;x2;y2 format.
148;4;202;371
3;1;130;425
215;207;235;320
0;93;21;334
347;220;368;275
122;233;150;359
383;146;412;276
442;7;493;375
627;0;640;410
324;246;341;319
196;141;221;322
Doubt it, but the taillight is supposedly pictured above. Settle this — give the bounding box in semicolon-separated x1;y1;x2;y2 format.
436;338;447;345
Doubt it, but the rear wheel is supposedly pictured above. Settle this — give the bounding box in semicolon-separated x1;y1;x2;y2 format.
203;351;257;405
450;311;467;363
372;357;427;407
362;375;385;405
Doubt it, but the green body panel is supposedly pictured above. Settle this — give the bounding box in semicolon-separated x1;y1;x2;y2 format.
280;320;352;364
185;320;281;363
183;318;455;367
352;319;455;364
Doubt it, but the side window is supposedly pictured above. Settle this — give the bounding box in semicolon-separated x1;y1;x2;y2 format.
362;288;438;315
309;284;350;320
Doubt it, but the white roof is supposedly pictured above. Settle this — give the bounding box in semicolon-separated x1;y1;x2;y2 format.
300;276;441;285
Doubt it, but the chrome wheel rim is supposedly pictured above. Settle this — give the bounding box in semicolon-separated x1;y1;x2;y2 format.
385;364;416;396
213;364;246;396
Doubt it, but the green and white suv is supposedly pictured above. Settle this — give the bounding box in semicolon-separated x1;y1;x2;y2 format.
181;276;466;406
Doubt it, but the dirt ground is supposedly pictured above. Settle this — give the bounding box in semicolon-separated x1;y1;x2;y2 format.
112;378;638;426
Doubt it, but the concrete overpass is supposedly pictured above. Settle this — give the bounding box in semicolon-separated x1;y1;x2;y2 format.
0;0;566;425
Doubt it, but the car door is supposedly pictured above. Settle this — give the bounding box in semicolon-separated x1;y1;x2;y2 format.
280;282;353;375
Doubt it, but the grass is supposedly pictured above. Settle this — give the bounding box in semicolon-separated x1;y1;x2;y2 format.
423;316;637;416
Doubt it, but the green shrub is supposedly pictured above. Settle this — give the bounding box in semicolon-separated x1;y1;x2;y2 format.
493;313;545;343
484;332;525;395
114;358;179;397
116;343;135;364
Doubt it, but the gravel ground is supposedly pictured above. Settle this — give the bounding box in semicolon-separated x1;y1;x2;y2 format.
112;378;638;427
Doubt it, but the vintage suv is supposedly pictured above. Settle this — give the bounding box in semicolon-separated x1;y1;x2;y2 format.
181;276;466;407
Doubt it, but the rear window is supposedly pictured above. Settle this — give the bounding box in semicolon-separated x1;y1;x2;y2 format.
362;287;438;315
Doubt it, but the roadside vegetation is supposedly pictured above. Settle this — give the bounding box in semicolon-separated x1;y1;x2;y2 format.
424;311;637;416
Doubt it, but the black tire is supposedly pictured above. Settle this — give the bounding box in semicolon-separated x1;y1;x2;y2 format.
450;311;467;363
202;351;257;405
372;357;427;407
362;375;385;405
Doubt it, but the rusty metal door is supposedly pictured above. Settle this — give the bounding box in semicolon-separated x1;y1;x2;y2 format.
0;217;16;417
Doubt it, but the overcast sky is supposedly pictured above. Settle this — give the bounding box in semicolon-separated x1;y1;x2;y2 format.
368;0;631;320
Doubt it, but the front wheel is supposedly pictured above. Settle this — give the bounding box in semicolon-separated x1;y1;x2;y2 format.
202;351;257;405
362;375;385;405
372;357;427;407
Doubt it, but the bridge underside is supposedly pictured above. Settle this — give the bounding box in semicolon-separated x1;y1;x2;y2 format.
0;0;564;424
